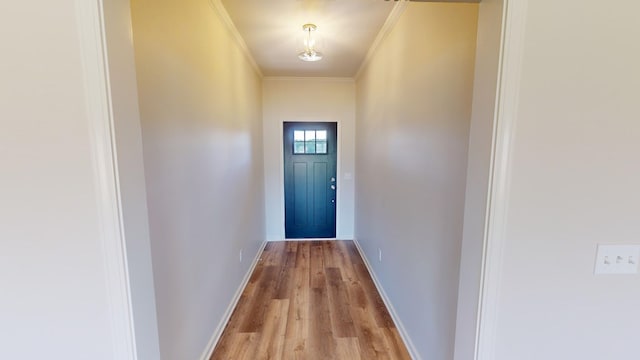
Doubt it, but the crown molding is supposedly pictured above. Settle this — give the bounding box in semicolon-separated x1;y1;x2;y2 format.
263;76;355;83
354;0;409;80
208;0;263;78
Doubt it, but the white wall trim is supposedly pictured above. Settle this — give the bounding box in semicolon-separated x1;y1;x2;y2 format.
354;1;408;80
199;241;268;360
75;0;137;358
352;239;421;360
208;0;263;78
474;0;528;359
264;76;355;82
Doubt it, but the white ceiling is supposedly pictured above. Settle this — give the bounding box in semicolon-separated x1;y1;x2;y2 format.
219;0;397;78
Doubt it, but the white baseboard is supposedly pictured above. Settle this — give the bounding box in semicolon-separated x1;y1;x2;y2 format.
352;239;422;360
199;241;268;360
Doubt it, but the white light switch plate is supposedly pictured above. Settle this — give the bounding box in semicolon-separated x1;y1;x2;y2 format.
594;245;640;275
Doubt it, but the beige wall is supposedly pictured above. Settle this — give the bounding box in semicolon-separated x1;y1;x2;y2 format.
492;0;640;358
130;0;265;358
0;1;121;358
262;78;356;241
355;3;479;359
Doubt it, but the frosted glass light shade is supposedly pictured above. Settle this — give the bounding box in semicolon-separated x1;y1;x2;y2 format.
298;23;323;62
298;49;323;62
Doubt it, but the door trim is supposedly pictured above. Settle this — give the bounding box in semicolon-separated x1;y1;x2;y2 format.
277;120;343;240
76;0;137;358
475;0;528;359
283;122;337;239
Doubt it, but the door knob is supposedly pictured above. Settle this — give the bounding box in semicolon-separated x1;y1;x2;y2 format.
331;199;335;203
331;185;336;190
331;177;336;182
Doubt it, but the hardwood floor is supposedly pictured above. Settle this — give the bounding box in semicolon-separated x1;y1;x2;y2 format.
210;240;412;360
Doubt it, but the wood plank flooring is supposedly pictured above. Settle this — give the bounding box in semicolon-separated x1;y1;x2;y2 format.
210;240;411;360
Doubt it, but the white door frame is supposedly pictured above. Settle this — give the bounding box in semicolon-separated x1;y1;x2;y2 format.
474;0;528;359
77;0;137;358
278;119;343;240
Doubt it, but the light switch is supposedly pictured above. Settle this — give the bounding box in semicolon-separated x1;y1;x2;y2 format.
594;245;640;275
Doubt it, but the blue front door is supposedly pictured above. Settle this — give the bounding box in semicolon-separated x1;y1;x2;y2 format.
284;122;337;238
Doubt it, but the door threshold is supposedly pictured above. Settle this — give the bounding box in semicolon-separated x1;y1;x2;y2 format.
276;238;345;242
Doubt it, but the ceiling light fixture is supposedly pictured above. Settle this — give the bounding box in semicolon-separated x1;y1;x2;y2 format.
298;23;323;62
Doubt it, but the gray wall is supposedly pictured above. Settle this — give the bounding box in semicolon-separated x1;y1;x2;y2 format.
0;1;125;358
492;0;640;358
130;0;266;358
355;3;479;359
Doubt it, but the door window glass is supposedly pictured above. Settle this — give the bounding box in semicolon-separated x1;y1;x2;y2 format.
305;130;316;153
294;131;305;154
316;130;327;154
293;129;328;154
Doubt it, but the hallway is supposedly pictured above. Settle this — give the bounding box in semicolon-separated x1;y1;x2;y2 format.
4;0;640;358
211;241;411;359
